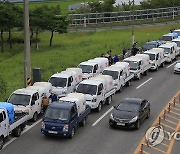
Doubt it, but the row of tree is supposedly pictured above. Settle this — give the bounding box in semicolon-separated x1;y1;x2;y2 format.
0;1;69;53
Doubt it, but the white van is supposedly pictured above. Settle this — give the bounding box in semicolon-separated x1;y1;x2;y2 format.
49;68;82;98
144;48;166;70
159;42;178;63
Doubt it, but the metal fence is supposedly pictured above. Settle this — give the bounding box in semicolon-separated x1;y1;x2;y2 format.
68;6;180;26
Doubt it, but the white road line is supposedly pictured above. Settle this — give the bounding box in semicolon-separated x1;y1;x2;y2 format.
166;61;176;68
3;119;42;150
136;78;152;89
92;106;113;126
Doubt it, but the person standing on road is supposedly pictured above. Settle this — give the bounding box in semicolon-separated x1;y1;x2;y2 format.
49;91;58;103
113;54;119;63
123;48;127;59
42;94;49;114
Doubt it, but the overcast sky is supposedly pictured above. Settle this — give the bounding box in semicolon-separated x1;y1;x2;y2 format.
115;0;143;5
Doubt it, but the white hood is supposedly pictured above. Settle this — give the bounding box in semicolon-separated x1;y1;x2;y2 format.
82;73;93;80
52;86;67;96
13;105;28;113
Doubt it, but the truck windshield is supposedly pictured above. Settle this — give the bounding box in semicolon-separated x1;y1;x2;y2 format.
143;43;156;51
49;77;67;87
161;47;170;54
102;70;119;80
124;60;138;70
173;41;180;47
162;36;172;41
76;84;97;95
79;65;93;73
45;107;69;121
144;53;155;60
8;94;31;106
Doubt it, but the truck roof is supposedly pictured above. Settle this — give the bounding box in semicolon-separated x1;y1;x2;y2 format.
124;56;142;62
49;101;74;110
145;48;164;54
50;72;71;78
79;61;97;66
159;42;176;48
79;79;102;85
172;38;180;42
12;88;37;95
104;66;122;72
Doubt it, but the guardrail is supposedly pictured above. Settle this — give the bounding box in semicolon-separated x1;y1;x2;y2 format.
68;6;180;26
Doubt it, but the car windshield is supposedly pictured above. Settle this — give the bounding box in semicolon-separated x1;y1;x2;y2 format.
117;102;140;112
44;107;70;121
49;77;67;87
162;36;172;41
8;94;31;106
76;84;97;95
143;43;156;51
144;53;155;60
79;65;93;73
173;41;180;47
124;60;138;70
102;70;119;80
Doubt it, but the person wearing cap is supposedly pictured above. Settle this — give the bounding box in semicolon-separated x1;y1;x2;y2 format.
49;91;58;102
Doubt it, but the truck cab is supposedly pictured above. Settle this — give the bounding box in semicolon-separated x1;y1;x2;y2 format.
8;88;41;121
142;41;162;52
49;68;82;98
172;38;180;56
161;33;178;43
159;42;177;63
144;48;165;70
0;108;9;139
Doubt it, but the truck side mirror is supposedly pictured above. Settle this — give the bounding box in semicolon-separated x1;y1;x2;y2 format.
98;91;101;95
93;69;96;73
68;82;71;87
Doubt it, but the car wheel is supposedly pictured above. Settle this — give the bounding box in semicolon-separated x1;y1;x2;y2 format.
69;128;75;139
32;112;38;122
146;110;150;119
0;136;4;150
97;102;102;112
106;96;112;105
13;126;22;137
134;120;140;130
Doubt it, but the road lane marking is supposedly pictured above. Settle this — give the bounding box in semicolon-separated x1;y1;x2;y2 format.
3;119;42;150
92;106;113;126
166;61;176;68
136;78;152;89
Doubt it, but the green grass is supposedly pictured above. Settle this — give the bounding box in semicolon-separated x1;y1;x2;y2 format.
0;23;180;101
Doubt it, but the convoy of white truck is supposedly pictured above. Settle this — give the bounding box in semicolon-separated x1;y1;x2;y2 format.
0;29;180;149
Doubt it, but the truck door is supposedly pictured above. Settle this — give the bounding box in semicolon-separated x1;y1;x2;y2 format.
97;83;104;104
156;53;160;66
93;64;99;75
0;111;8;137
30;92;40;117
67;76;74;93
70;106;78;129
119;70;125;86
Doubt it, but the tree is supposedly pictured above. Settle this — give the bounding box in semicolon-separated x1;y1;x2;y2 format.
121;0;134;11
88;1;102;13
101;0;116;12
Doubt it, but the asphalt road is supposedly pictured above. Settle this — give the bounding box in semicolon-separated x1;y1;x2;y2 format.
1;60;180;154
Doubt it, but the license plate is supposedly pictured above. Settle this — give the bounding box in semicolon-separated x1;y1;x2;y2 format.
48;131;57;134
117;123;125;126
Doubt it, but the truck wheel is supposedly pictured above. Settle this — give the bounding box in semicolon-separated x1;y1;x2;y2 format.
106;96;112;105
0;136;4;150
156;66;158;71
161;62;164;67
144;70;148;76
119;85;123;92
126;80;131;87
97;102;102;112
81;118;86;127
13;126;22;137
69;128;75;139
32;112;38;122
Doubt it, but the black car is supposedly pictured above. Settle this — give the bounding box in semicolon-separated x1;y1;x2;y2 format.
109;98;150;130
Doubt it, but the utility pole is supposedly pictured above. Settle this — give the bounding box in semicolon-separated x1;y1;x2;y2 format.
23;0;31;87
84;0;86;28
132;0;135;45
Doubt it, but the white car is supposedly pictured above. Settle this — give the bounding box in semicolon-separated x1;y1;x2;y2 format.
174;60;180;74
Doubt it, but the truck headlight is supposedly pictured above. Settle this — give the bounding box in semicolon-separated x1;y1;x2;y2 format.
110;113;114;120
129;116;138;123
63;125;69;131
62;90;67;94
41;122;45;129
24;108;30;114
92;98;97;102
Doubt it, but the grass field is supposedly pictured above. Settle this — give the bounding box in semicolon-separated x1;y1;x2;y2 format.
0;23;179;101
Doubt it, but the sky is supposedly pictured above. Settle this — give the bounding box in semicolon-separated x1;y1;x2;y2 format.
115;0;143;5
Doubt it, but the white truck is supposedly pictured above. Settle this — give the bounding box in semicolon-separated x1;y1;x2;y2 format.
78;57;108;80
102;62;134;92
8;83;52;121
123;54;151;80
161;33;178;43
159;42;178;63
144;48;166;70
172;38;180;56
0;102;28;150
49;68;82;98
76;75;116;112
